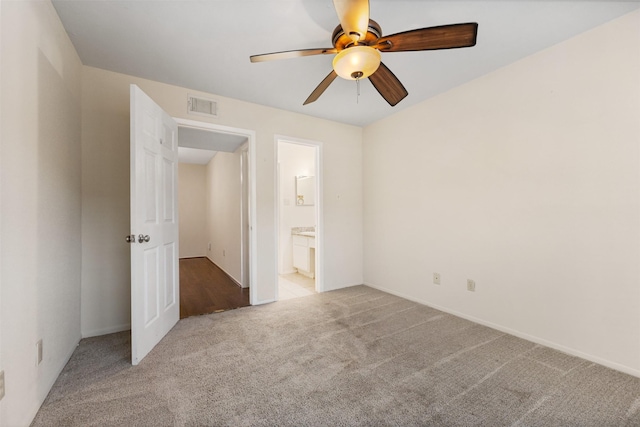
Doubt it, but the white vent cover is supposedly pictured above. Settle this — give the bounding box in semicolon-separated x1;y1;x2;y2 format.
187;94;218;118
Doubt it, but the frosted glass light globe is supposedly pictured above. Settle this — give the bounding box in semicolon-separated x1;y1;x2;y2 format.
332;46;381;80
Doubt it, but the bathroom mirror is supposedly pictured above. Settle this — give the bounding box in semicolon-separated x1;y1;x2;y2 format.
295;176;315;206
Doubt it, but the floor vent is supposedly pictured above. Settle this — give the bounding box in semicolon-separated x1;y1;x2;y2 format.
187;94;218;118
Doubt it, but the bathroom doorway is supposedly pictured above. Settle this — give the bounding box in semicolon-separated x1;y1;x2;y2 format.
276;137;323;300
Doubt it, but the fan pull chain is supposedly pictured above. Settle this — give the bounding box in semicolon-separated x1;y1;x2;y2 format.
350;71;364;104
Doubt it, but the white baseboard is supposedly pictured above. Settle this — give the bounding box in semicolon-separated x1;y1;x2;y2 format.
206;256;242;287
82;323;131;338
24;335;80;427
322;282;363;293
364;281;640;379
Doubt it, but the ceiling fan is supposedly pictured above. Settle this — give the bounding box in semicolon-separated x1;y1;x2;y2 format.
250;0;478;107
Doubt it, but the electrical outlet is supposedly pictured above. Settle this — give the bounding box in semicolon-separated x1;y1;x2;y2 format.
467;279;476;292
433;273;441;285
0;370;5;401
36;339;43;365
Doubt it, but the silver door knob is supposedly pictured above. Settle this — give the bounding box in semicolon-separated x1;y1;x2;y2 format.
138;234;150;243
125;234;135;243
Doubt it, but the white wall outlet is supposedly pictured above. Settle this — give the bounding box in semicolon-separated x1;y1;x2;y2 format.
36;339;43;365
433;273;441;285
0;370;5;400
467;279;476;292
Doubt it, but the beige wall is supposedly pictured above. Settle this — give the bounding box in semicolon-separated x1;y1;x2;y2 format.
80;70;131;337
0;2;4;422
0;1;83;425
80;66;363;336
363;10;640;375
7;3;638;426
178;163;207;258
205;149;242;283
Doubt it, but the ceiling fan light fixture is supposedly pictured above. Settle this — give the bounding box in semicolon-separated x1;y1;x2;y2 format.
332;46;381;80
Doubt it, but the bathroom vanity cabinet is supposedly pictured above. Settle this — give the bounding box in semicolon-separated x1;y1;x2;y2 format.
292;234;315;278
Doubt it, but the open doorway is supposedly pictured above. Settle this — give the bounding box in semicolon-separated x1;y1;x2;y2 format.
276;137;322;300
176;120;255;316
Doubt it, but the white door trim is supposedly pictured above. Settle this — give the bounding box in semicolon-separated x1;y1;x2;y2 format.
240;145;250;288
274;135;324;296
174;118;259;306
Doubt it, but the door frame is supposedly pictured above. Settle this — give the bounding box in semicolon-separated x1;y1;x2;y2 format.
274;136;324;297
174;118;258;305
240;145;250;288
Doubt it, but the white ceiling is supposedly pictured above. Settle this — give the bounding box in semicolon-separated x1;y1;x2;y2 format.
178;147;217;165
52;1;640;127
177;126;247;164
178;127;247;151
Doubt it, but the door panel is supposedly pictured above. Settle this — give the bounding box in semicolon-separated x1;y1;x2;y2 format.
164;242;176;308
144;151;157;222
143;248;159;326
163;158;174;221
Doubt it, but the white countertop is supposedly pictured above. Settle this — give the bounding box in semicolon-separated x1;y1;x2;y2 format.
294;232;315;238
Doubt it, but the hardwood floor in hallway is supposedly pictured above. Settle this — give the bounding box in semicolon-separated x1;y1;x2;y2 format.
180;257;250;319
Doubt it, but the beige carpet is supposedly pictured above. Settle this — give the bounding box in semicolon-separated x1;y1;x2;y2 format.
32;286;640;426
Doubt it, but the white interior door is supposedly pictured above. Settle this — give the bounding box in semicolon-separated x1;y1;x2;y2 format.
130;84;179;365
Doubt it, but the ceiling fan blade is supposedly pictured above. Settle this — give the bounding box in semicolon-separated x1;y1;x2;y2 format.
304;71;338;105
374;23;478;52
368;63;408;107
250;48;337;63
333;0;370;43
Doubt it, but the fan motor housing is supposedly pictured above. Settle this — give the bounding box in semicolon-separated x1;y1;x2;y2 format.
332;19;382;50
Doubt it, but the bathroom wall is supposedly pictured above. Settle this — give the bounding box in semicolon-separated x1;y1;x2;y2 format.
178;163;207;258
278;142;316;275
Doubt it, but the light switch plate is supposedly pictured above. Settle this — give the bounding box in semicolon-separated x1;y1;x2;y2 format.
467;279;476;292
37;339;43;365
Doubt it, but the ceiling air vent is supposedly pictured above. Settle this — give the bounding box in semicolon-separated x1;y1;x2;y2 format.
187;94;218;118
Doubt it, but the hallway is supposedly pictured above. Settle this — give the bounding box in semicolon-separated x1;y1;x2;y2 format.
180;257;250;318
